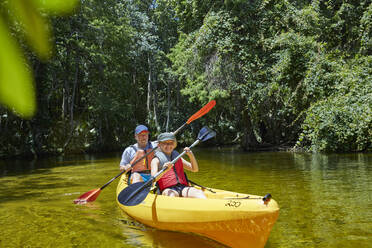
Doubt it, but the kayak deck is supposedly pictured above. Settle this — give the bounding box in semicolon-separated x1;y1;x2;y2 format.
116;175;279;248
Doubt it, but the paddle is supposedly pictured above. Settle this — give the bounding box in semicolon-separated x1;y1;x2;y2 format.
73;100;216;204
188;179;216;193
118;126;216;206
173;100;215;135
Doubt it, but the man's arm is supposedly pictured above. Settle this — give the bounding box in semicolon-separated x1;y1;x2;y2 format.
150;157;160;176
119;146;135;170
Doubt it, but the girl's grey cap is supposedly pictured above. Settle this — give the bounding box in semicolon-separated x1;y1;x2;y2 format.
158;132;176;142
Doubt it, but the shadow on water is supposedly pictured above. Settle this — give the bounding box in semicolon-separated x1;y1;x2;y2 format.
0;178;82;203
0;152;122;176
0;153;122;205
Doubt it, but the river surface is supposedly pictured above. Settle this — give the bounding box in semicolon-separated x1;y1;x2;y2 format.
0;148;371;248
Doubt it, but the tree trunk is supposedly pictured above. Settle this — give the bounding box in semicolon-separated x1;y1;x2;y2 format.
30;60;47;157
166;80;171;131
152;76;160;132
70;57;79;129
241;109;259;151
147;56;153;123
62;83;68;120
63;57;79;151
62;45;70;120
176;79;180;109
133;71;137;113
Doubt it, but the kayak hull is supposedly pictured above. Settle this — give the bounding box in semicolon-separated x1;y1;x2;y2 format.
116;175;279;248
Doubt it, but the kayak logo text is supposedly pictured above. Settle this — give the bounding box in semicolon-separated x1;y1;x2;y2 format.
225;200;241;208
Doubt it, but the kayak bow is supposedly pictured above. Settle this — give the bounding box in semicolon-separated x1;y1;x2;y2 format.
116;175;279;248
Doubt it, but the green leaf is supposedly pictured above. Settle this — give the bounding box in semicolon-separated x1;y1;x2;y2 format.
0;18;36;118
33;0;80;15
8;0;52;60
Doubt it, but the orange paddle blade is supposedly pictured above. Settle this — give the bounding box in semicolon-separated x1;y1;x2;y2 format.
73;188;101;205
186;100;216;124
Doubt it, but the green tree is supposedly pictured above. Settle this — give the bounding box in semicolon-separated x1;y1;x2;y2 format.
168;0;371;152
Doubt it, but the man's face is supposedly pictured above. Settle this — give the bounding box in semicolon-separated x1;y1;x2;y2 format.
135;132;149;147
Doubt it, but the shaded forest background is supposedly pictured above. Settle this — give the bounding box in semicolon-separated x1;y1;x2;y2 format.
0;0;371;158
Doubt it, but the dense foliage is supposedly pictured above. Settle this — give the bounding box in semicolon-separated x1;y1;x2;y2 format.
167;0;371;152
0;0;370;157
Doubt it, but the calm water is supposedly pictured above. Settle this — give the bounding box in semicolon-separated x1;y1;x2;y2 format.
0;149;371;248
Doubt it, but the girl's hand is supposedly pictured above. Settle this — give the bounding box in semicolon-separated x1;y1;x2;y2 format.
163;162;172;169
184;147;193;155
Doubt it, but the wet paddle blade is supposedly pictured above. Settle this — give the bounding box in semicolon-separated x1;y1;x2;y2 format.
74;102;215;205
186;100;216;124
118;182;152;206
73;188;101;205
198;126;216;142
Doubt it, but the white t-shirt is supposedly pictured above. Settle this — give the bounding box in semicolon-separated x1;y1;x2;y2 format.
119;141;157;166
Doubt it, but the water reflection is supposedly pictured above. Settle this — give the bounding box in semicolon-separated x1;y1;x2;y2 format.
0;150;371;248
117;212;224;248
192;150;371;248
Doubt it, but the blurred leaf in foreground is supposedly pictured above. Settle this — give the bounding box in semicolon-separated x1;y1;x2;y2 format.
0;0;79;118
8;0;52;60
34;0;80;14
0;18;35;118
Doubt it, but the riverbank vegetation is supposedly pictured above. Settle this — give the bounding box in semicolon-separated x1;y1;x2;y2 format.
0;0;371;157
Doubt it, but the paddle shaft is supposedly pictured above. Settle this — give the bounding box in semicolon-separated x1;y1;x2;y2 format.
101;129;191;191
126;133;208;199
151;126;215;183
124;140;200;200
100;101;215;191
153;139;201;181
118;126;216;206
172;123;187;135
100;146;158;190
188;179;216;193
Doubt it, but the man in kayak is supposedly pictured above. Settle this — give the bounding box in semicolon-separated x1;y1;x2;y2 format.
119;125;157;184
151;132;206;198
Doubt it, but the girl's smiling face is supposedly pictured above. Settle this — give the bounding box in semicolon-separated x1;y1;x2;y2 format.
159;140;176;155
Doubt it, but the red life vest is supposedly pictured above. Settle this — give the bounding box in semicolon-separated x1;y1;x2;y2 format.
155;150;188;191
130;145;154;173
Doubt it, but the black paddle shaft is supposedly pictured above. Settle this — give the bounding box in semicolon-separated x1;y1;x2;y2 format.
118;139;202;206
104;114;213;190
118;127;216;206
100;146;158;190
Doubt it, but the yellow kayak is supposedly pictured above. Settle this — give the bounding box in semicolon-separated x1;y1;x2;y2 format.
116;174;279;248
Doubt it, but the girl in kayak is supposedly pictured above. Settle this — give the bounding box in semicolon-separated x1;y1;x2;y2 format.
151;132;206;198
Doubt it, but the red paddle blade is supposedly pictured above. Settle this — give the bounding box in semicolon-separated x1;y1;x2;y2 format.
73;188;101;205
186;100;216;124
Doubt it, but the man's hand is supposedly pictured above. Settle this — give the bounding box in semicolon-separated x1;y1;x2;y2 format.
120;164;132;171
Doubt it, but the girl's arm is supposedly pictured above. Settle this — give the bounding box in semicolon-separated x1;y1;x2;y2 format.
182;147;199;172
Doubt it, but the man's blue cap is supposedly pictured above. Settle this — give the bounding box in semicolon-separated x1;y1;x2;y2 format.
135;125;149;134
